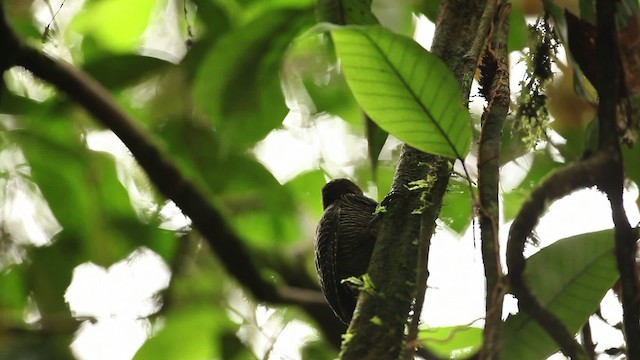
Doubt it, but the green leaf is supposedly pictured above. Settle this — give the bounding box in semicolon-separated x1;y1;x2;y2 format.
419;325;482;358
193;8;313;149
155;119;224;192
303;74;362;126
508;7;528;52
220;157;299;247
157;118;299;247
3;6;41;41
0;332;75;360
71;0;156;53
578;0;596;23
440;179;473;234
416;0;441;23
0;266;29;318
28;243;76;316
331;26;472;159
301;340;337;359
501;229;619;359
83;54;171;90
181;1;231;79
365;114;388;177
10;114;176;265
285;170;327;219
623;141;640;187
134;306;233;360
0;84;40;115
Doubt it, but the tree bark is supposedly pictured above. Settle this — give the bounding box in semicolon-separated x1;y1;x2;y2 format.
340;1;488;358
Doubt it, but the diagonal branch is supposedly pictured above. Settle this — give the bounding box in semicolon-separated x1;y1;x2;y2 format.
12;40;280;302
0;3;347;345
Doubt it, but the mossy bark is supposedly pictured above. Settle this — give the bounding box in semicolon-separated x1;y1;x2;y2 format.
340;1;488;358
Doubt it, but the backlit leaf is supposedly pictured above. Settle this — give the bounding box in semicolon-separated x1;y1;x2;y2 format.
332;26;471;159
72;0;156;53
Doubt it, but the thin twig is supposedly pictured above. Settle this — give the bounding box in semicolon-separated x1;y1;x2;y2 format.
183;0;194;48
42;0;65;42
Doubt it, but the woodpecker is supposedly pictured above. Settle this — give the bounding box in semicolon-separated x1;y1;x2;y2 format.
314;178;380;324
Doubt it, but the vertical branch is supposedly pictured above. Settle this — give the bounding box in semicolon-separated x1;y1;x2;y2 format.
477;3;510;359
463;0;497;78
340;149;450;360
340;0;490;356
595;0;640;357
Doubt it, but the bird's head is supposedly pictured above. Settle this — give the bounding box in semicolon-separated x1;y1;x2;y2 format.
321;178;364;210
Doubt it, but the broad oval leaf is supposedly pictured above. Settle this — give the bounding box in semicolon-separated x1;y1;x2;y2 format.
501;229;619;359
331;26;472;159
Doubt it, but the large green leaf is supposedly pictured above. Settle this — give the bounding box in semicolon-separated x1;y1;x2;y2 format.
331;26;472;159
501;229;619;359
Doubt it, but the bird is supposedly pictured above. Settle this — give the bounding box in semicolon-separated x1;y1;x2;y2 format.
314;178;380;324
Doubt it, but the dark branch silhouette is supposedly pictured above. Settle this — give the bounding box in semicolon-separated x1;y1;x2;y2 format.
0;3;345;347
595;1;640;356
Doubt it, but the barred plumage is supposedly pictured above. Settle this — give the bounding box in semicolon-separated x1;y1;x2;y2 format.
314;179;379;324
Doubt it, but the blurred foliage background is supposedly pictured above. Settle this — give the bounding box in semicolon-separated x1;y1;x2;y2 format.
1;0;638;359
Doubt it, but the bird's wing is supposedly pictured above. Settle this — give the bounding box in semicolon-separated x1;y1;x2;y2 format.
315;203;353;323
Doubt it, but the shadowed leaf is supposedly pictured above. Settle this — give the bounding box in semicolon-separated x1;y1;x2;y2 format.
501;229;619;359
